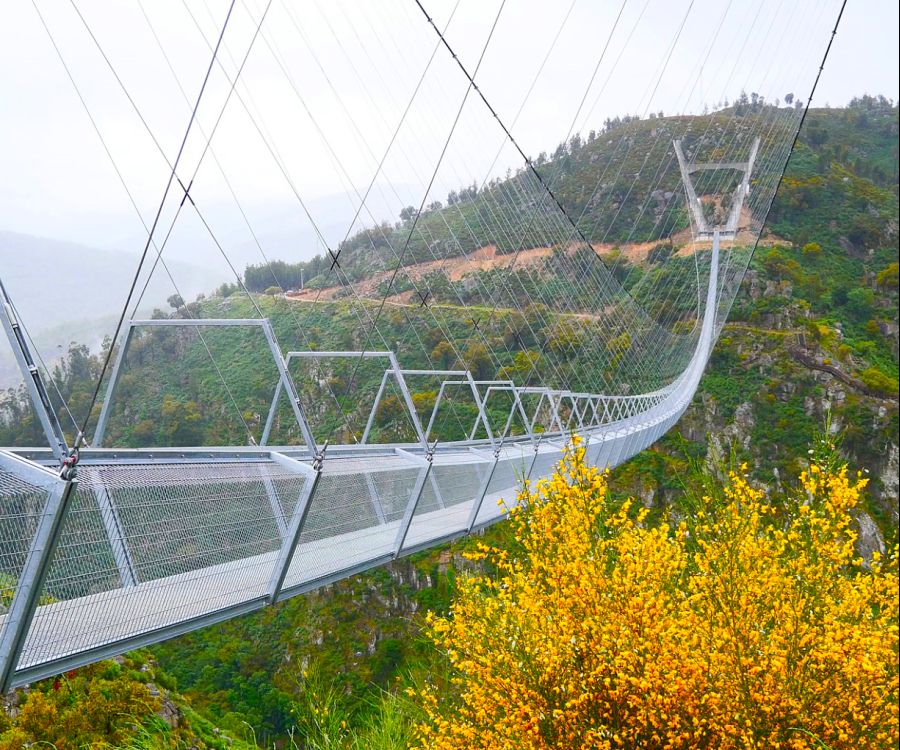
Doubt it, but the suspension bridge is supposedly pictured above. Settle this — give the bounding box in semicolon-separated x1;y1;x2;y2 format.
0;0;844;690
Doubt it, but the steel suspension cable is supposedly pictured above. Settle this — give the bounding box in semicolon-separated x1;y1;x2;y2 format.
413;0;662;339
346;0;508;395
78;0;238;442
716;0;848;332
27;0;257;446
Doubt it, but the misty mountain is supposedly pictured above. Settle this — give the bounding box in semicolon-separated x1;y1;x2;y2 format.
97;190;419;274
0;230;225;387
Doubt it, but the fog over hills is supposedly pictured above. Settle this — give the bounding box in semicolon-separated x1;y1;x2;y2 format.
0;230;224;387
0;186;415;387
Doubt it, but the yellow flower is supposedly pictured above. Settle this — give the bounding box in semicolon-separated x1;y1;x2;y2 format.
412;442;899;750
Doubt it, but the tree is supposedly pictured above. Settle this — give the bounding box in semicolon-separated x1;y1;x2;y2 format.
876;262;899;290
462;343;492;380
1;659;162;749
375;394;405;428
167;293;185;310
160;395;204;445
845;287;875;321
801;241;823;255
431;340;456;369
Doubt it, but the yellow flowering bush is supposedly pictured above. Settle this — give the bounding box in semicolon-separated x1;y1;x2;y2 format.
414;439;899;749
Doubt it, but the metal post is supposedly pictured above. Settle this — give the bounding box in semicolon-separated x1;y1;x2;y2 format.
389;354;430;450
620;429;638;465
526;440;541;481
549;392;564;433
259;464;288;539
465;375;494;447
260;321;317;458
267;455;322;603
498;394;517;441
466;450;499;532
468;382;499;441
528;391;546;434
425;380;449;442
574;397;587;430
478;384;531;443
0;474;76;692
726;137;760;233
611;432;628;468
673;139;709;235
0;278;68;461
364;473;387;524
259;378;283;447
393;450;432;557
93;483;138;587
93;325;135;448
428;471;446;509
361;370;390;445
510;388;533;444
73;325;141;585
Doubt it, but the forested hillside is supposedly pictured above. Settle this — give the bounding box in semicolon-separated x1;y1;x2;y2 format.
1;98;897;748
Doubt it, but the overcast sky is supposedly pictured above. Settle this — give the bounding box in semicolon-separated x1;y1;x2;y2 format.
0;0;896;263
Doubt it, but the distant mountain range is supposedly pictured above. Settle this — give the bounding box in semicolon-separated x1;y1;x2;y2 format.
0;185;417;387
0;230;225;387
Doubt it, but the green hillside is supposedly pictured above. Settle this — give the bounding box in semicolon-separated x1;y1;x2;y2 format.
1;98;897;748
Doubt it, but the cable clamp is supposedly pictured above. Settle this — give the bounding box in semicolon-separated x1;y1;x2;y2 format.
493;435;505;460
312;440;329;472
178;177;195;208
60;443;81;481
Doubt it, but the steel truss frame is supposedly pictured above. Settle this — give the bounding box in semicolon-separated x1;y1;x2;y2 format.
260;350;429;451
472;381;534;443
93;319;318;456
673;137;760;238
361;367;494;449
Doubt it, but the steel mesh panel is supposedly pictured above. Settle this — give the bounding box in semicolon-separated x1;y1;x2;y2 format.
367;466;423;522
530;449;564;484
280;456;422;591
402;460;491;550
85;462;304;581
300;471;380;542
42;480;120;601
260;465;304;522
431;457;493;508
297;454;419;544
487;457;525;499
0;465;52;614
18;459;309;672
472;459;514;527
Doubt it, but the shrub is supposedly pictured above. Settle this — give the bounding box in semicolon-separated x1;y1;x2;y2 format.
876;262;899;290
860;367;900;396
414;440;899;749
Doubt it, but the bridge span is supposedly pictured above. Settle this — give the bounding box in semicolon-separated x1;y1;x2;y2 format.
0;235;719;690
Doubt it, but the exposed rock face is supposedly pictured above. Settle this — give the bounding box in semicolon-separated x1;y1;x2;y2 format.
706;401;755;473
157;691;182;728
856;511;886;561
880;442;900;526
610;310;898;549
